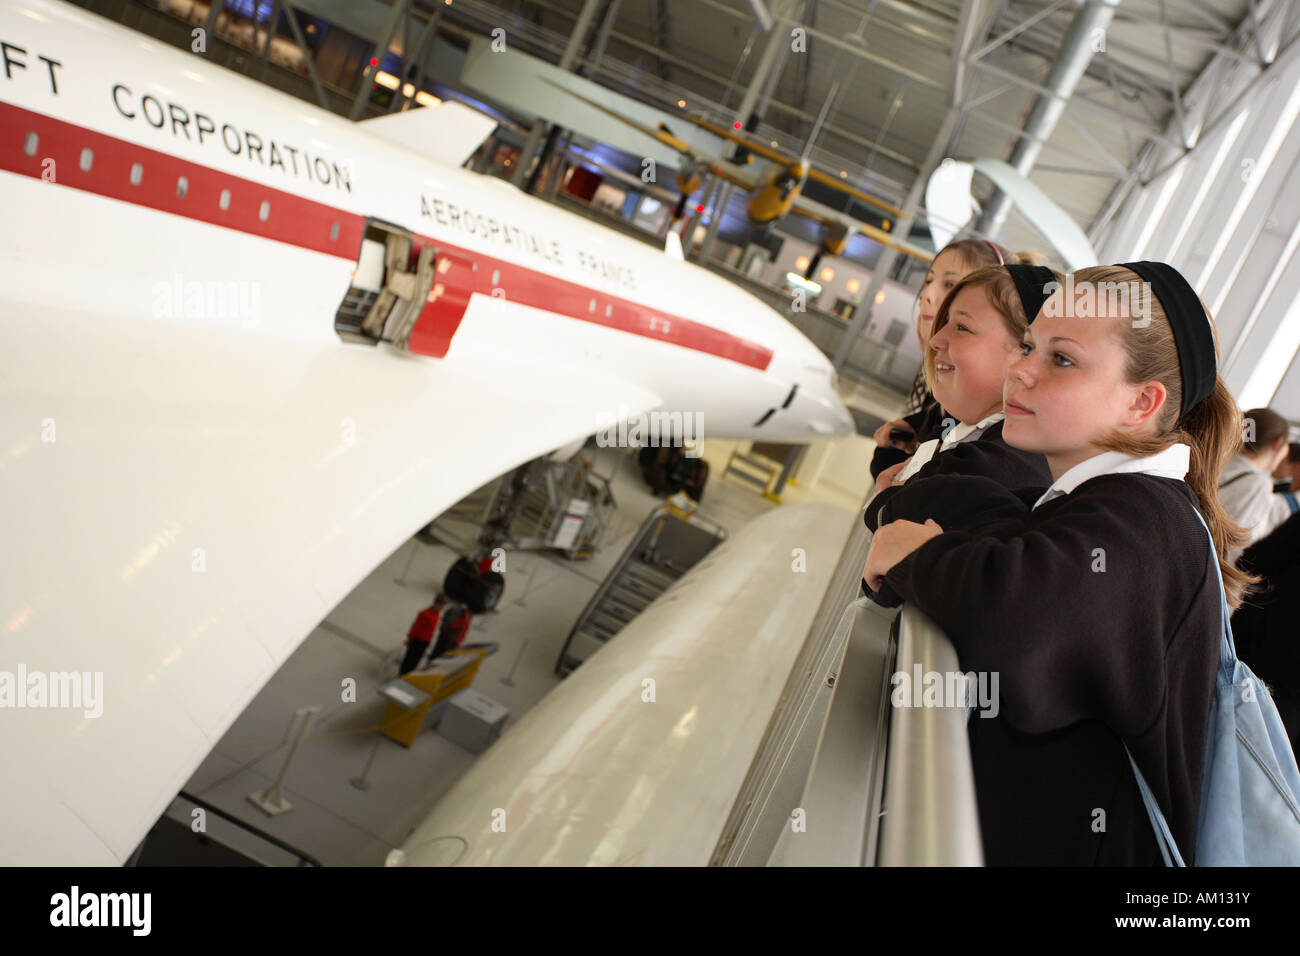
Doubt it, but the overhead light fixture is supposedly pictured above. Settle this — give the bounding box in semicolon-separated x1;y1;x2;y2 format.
795;255;810;271
415;91;442;107
677;99;686;108
820;266;835;281
846;278;861;294
784;272;822;297
839;170;848;179
875;290;887;304
374;71;400;90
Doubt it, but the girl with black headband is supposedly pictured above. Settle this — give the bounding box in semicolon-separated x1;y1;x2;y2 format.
865;264;1057;546
862;261;1251;865
870;239;1042;480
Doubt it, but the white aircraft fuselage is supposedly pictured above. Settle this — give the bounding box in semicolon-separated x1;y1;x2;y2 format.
0;0;853;865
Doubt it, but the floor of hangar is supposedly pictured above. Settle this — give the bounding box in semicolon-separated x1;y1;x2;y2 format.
154;424;881;866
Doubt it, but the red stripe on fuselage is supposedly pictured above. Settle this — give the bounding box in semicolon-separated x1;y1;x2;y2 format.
0;101;773;371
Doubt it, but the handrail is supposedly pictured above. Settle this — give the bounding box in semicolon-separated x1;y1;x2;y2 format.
877;606;984;866
170;791;324;867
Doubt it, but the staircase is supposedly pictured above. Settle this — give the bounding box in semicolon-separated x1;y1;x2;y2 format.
556;507;726;675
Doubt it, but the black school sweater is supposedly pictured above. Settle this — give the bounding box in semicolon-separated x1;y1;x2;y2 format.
883;474;1220;866
865;420;1051;532
869;397;949;479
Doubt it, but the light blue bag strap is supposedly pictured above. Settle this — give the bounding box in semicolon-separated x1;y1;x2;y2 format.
1186;506;1236;669
1124;743;1186;866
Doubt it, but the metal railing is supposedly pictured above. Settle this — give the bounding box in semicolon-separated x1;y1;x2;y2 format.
744;594;983;866
877;606;984;866
710;516;872;865
128;791;323;867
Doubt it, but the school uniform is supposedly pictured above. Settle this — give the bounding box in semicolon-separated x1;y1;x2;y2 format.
865;414;1052;533
1219;454;1287;558
869;395;949;480
881;444;1220;865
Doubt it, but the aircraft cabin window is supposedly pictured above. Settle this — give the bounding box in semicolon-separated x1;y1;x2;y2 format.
129;163;143;186
23;132;37;157
79;148;92;172
588;298;596;312
176;176;188;198
491;269;500;286
258;200;270;222
605;303;613;318
219;188;231;211
330;222;340;241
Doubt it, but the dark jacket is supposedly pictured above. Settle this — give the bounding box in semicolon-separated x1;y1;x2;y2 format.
883;474;1220;865
865;420;1051;533
869;396;949;480
1232;509;1300;756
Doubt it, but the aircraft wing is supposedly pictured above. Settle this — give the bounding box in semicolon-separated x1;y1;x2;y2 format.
538;79;759;192
1;300;663;865
791;194;934;263
681;113;904;219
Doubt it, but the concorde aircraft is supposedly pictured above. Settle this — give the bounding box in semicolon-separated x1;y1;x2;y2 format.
0;0;856;865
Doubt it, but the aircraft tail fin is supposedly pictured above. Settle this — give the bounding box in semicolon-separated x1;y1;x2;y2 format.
362;100;498;168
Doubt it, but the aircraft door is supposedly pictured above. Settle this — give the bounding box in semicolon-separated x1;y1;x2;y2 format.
335;218;477;357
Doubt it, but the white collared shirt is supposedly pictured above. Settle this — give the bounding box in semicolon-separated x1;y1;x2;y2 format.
1217;454;1282;546
893;412;1005;485
1032;443;1191;510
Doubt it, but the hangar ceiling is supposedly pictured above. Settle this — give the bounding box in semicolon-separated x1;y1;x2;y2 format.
430;0;1282;256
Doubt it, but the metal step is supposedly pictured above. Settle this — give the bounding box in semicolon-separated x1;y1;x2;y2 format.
556;508;728;675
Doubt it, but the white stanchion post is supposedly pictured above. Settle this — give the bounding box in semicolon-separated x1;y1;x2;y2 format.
500;638;530;688
351;734;383;791
248;706;320;816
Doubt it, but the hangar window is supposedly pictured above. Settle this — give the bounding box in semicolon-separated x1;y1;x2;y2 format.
23;132;37;156
329;222;340;241
176;176;188;198
258;200;270;222
335;217;439;350
218;188;231;211
129;163;143;186
79;148;92;172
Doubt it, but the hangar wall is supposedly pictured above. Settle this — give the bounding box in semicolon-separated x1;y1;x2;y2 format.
1093;21;1300;419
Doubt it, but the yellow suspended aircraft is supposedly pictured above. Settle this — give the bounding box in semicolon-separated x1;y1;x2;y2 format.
540;79;932;271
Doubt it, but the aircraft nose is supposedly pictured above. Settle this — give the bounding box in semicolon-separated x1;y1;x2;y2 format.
822;394;856;437
800;379;855;437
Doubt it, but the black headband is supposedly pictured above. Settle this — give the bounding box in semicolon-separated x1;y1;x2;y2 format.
1004;264;1056;325
1119;261;1216;421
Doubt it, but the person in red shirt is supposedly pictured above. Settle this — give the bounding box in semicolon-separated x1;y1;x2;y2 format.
400;594;446;675
430;602;473;660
